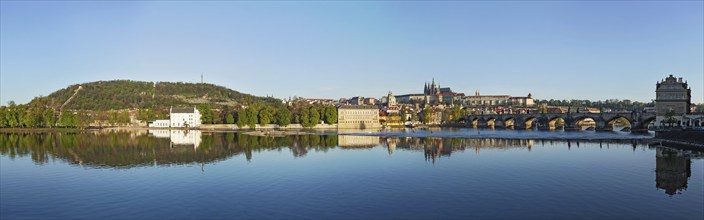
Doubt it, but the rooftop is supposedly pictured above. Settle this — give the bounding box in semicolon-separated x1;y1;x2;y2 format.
338;105;379;109
171;107;196;114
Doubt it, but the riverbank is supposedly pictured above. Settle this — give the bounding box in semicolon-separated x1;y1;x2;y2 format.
0;127;101;133
241;130;314;137
653;130;704;150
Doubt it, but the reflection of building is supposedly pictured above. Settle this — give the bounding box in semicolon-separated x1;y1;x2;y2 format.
655;148;691;196
149;130;202;150
337;135;380;148
337;105;381;129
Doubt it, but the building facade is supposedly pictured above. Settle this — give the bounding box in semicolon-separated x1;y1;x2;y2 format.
337;105;381;129
464;91;534;107
149;119;171;128
655;75;692;127
169;107;202;128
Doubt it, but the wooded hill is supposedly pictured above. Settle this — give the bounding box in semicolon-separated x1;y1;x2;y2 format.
31;80;282;111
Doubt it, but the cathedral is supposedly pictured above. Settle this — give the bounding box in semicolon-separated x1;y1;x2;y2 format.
423;78;453;95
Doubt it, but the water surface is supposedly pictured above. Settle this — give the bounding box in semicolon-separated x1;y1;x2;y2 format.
1;130;702;219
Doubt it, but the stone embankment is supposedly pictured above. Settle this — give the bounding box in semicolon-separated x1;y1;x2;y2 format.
653;130;704;150
198;124;337;130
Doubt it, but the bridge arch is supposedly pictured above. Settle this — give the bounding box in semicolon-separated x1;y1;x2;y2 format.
523;116;538;129
503;117;515;129
605;116;632;131
470;117;479;128
486;117;496;127
573;115;599;131
548;116;566;130
634;116;656;130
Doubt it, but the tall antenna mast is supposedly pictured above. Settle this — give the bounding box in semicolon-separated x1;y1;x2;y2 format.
201;74;203;84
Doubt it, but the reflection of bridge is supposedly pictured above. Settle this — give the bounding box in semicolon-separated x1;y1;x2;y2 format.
462;112;656;132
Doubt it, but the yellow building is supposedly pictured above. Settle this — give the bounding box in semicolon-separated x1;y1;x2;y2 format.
337;105;381;129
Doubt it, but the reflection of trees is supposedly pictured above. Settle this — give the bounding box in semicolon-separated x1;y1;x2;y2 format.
0;132;338;168
655;148;692;196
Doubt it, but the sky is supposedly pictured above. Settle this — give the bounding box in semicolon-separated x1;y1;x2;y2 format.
1;1;703;104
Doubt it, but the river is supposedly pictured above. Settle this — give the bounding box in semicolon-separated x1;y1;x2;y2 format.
0;129;701;219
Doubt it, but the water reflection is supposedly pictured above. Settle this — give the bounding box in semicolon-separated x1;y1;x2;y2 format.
149;130;203;150
0;131;701;197
655;147;698;196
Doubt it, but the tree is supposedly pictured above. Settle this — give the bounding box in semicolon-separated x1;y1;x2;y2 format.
237;109;247;128
300;108;311;127
6;104;20;127
108;111;118;125
258;107;274;125
324;105;337;124
59;110;76;127
118;110;130;125
0;107;7;127
137;108;155;122
275;108;292;127
309;107;320;126
247;107;258;129
226;113;235;124
21;108;41;128
421;108;432;124
42;108;55;127
197;105;215;124
75;110;93;129
400;106;408;122
664;108;677;127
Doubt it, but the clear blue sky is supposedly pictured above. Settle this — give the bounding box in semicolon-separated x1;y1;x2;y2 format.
1;1;702;104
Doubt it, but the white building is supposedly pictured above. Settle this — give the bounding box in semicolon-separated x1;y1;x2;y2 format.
148;107;202;128
149;119;171;128
169;107;202;128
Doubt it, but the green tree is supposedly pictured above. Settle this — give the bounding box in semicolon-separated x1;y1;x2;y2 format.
664;108;677;127
237;109;247;128
108;111;118;125
226;113;235;124
275;108;292;126
59;110;76;127
300;108;311;127
75;110;93;129
421;108;432;124
42;108;55;127
324;105;337;124
21;108;41;128
0;107;8;127
259;107;273;125
118;110;130;125
137;108;155;122
400;106;408;122
309;107;320;126
197;105;215;124
6;103;20;127
247;107;258;129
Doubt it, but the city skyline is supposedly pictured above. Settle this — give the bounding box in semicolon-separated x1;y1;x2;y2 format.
1;1;703;104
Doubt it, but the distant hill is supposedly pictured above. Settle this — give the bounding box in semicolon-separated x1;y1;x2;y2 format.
32;80;282;111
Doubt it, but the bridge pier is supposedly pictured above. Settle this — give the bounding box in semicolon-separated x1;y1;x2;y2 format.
595;120;611;132
630;128;649;134
476;119;488;128
494;120;505;129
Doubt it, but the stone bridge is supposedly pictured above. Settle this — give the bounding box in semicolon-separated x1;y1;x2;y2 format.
460;112;656;132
